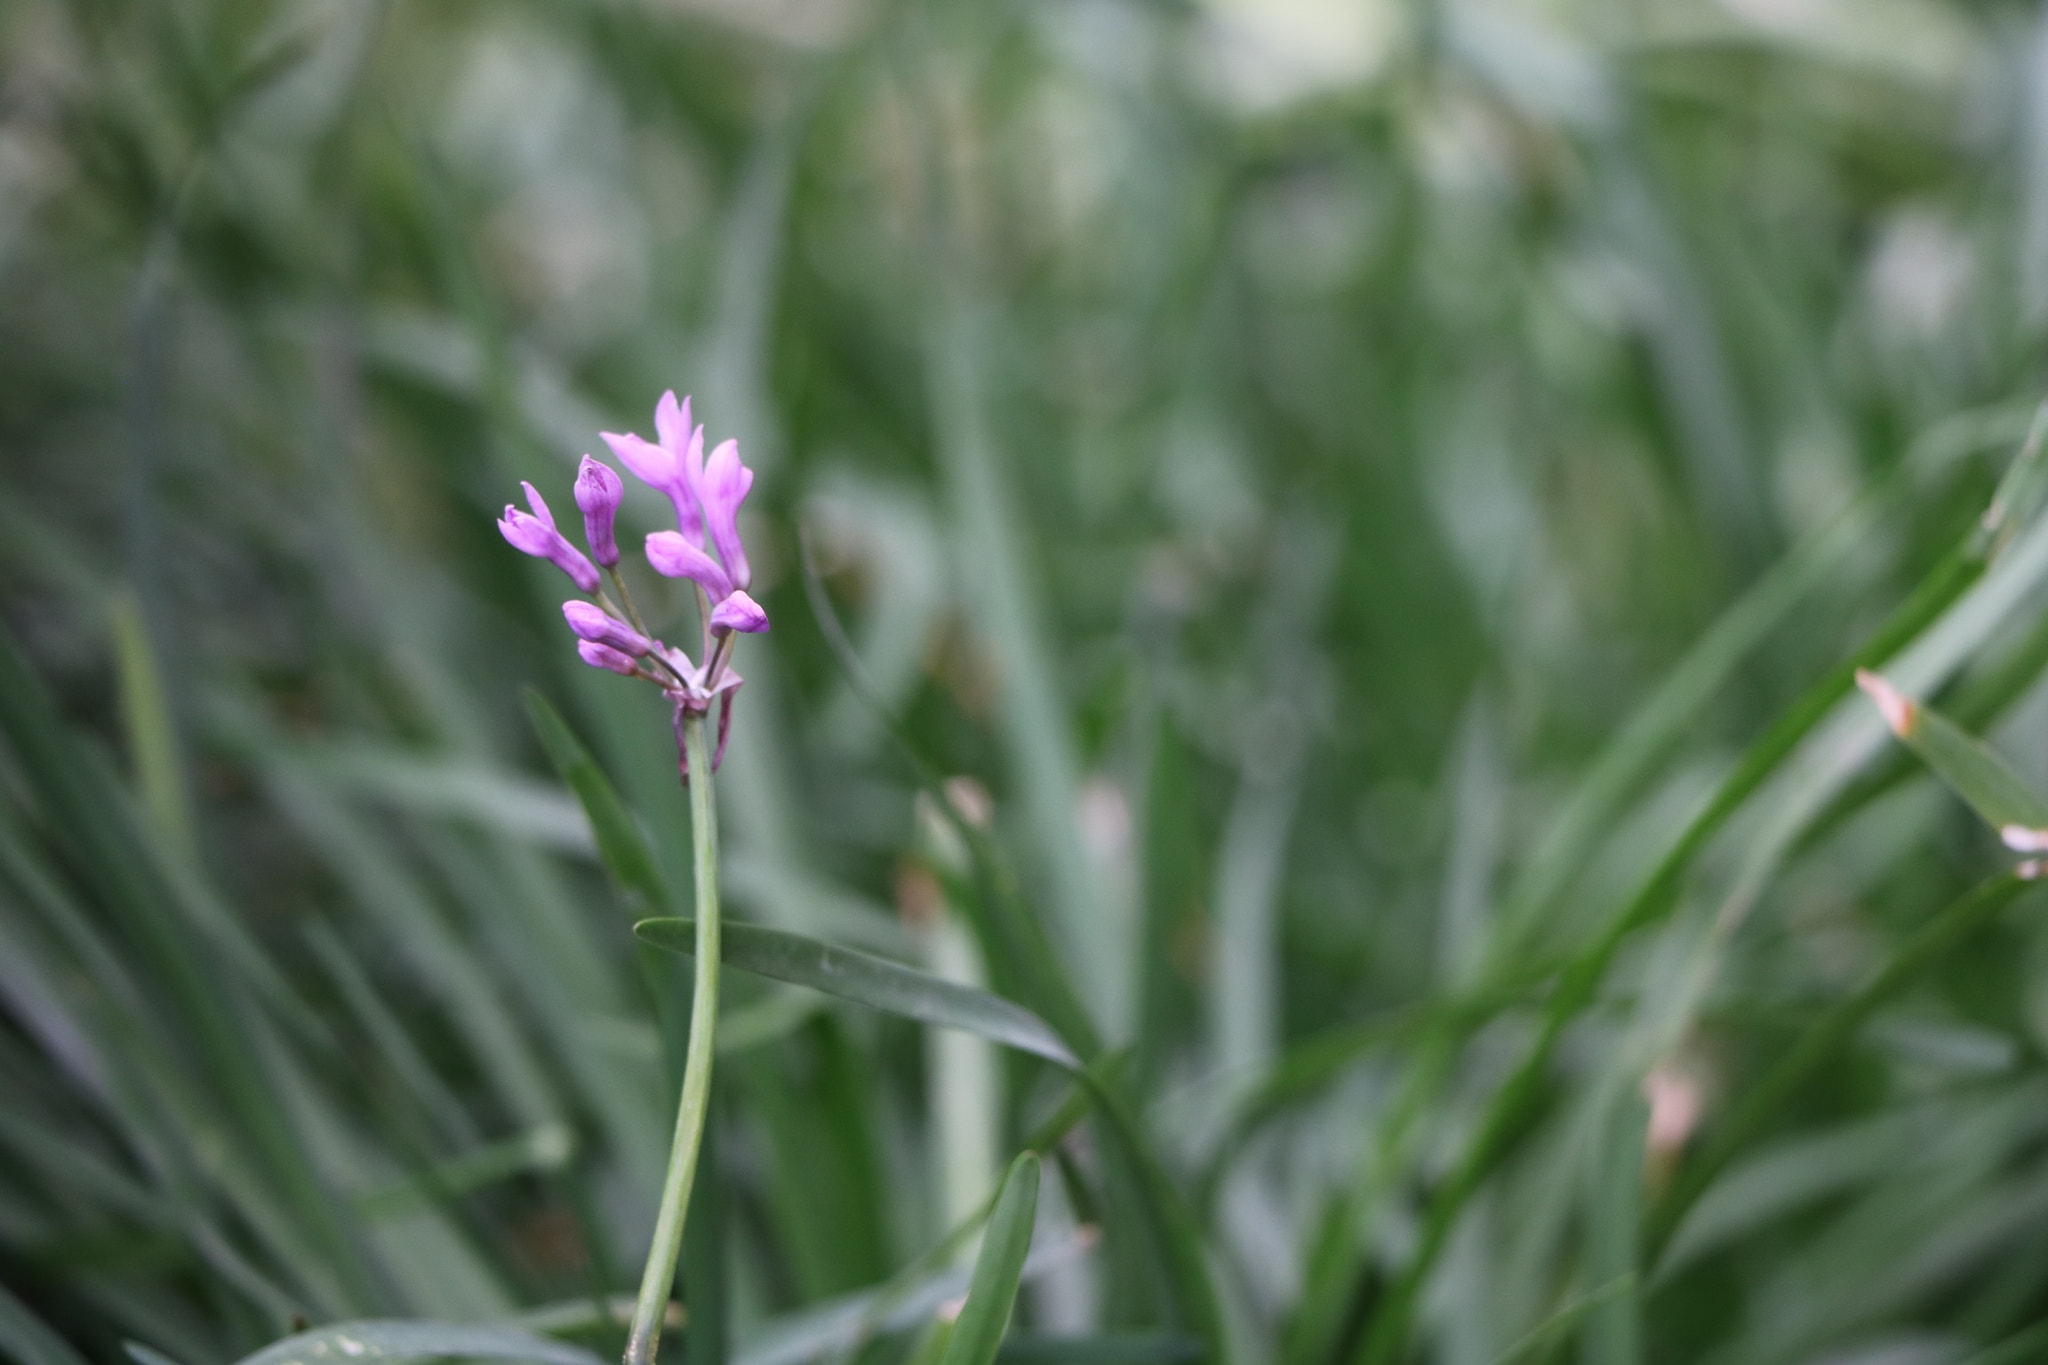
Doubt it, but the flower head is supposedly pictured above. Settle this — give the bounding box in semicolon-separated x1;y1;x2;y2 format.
499;482;600;593
574;457;624;568
503;392;769;784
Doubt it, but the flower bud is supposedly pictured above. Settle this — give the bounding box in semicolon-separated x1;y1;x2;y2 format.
645;530;734;601
574;456;624;567
577;640;640;676
498;482;600;593
562;600;653;656
710;589;769;636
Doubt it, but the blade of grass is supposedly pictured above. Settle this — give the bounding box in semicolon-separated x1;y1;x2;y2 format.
938;1154;1042;1365
1646;872;2039;1263
634;918;1079;1070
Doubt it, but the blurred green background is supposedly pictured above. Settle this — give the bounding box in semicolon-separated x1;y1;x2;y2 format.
10;0;2048;1363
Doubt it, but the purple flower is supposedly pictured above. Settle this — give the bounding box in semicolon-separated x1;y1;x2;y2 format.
578;640;641;676
601;391;707;544
505;391;767;786
699;439;755;591
563;600;653;656
574;457;624;568
710;590;769;635
645;530;734;601
499;482;600;593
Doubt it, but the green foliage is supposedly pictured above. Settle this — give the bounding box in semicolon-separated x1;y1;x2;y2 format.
634;918;1078;1069
11;1;2048;1365
937;1155;1039;1365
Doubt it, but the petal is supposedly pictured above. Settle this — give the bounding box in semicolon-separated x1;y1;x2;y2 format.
699;440;752;514
503;511;553;559
577;640;639;676
656;391;692;457
710;590;769;635
520;482;557;531
498;509;551;557
684;425;706;486
644;531;734;600
601;431;677;489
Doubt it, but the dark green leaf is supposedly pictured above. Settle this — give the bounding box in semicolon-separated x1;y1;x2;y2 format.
635;919;1078;1068
526;689;671;918
229;1322;606;1365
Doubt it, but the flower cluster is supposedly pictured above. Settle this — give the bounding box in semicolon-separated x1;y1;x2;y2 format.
500;391;768;779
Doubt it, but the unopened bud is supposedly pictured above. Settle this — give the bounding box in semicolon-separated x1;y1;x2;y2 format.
710;589;770;635
577;640;639;676
563;600;652;656
574;456;624;567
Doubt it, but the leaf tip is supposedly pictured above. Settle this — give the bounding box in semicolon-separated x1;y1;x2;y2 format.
1855;669;1919;739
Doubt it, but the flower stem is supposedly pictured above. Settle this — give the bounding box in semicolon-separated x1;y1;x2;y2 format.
624;710;721;1365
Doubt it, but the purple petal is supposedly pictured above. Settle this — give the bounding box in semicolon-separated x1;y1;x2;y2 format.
562;600;652;655
578;640;640;676
683;423;706;487
575;457;624;568
645;531;734;600
710;590;769;635
499;508;601;593
656;391;692;457
521;482;557;532
600;431;676;488
699;439;754;589
499;507;555;558
602;428;704;543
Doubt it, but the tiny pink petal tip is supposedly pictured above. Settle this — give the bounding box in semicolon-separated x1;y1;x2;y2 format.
1854;669;1918;739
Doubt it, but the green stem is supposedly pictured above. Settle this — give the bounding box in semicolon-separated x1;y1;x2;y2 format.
625;711;722;1365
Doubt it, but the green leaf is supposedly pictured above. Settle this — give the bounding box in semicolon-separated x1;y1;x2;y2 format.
0;1282;90;1365
525;689;671;917
109;590;193;860
1971;398;2048;562
1854;671;2048;838
634;919;1079;1069
1959;1321;2048;1365
1482;1278;1636;1365
1649;873;2037;1261
228;1322;606;1365
939;1154;1041;1365
124;1346;191;1365
996;1335;1201;1365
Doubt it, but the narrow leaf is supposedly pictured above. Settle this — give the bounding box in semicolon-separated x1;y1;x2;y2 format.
996;1335;1201;1365
635;919;1079;1069
0;1283;90;1365
525;689;670;916
939;1154;1042;1365
228;1321;606;1365
1854;671;2048;839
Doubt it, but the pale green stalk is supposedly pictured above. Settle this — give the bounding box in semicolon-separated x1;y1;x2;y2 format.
625;711;721;1365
